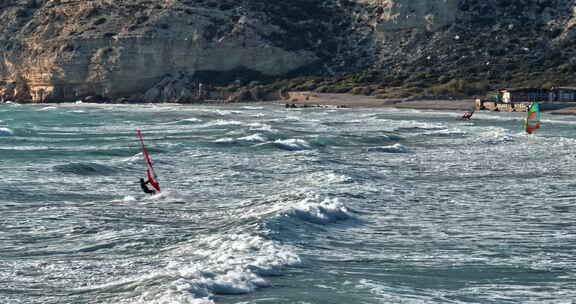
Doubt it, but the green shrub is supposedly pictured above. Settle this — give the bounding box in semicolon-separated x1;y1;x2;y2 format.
426;79;489;97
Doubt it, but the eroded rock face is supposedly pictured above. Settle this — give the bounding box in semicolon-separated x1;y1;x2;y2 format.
0;0;318;102
1;0;576;102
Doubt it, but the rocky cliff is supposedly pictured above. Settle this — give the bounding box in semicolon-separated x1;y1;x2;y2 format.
1;0;575;102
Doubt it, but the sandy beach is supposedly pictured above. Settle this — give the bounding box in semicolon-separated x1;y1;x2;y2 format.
281;92;475;111
280;91;576;115
7;91;576;115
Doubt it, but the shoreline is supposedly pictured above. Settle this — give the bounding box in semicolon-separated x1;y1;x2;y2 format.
6;92;576;115
280;92;475;111
280;92;576;115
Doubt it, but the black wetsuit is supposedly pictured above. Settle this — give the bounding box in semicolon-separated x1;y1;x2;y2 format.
140;180;156;194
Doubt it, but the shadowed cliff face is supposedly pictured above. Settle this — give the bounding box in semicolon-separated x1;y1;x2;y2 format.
1;0;576;102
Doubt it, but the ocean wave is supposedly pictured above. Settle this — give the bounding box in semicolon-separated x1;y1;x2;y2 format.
242;106;264;110
358;134;404;145
199;109;244;116
480;135;515;145
0;127;14;136
162;118;203;125
288;195;354;225
394;123;446;133
239;134;268;143
198;119;245;129
251;138;312;151
249;123;279;133
321;120;363;126
475;127;516;145
367;143;411;153
100;233;300;304
305;135;341;147
213;137;235;144
53;162;119;176
213;133;269;146
247;122;281;134
271;138;311;151
303;171;354;185
424;129;467;137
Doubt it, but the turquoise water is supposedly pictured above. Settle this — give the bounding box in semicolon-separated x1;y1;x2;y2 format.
1;102;575;304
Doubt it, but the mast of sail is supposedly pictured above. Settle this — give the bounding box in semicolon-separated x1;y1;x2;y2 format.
137;130;161;192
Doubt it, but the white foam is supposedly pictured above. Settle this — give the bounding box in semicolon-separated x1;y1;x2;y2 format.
122;153;143;165
122;195;136;202
132;292;214;304
200;109;243;116
251;123;278;133
143;190;174;201
367;143;410;153
0;145;50;150
273;138;311;150
213;133;268;144
162;118;203;125
291;195;353;224
475;126;517;144
182;118;202;123
238;134;267;143
304;171;353;185
423;128;467;137
200;119;244;128
122;233;300;302
0;127;14;136
214;137;235;143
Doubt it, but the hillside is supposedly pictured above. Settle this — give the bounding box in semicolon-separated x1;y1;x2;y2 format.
1;0;576;102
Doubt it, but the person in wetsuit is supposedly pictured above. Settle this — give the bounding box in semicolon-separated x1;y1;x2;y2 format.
140;178;156;195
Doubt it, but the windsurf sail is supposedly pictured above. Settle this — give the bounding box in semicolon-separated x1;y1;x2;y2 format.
136;130;161;192
525;102;541;134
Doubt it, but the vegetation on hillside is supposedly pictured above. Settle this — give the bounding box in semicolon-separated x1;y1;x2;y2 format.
2;0;576;102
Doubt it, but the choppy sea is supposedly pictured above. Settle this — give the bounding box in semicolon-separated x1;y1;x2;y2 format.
1;102;575;304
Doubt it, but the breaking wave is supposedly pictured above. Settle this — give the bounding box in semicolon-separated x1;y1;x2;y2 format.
367;143;411;153
0;127;14;136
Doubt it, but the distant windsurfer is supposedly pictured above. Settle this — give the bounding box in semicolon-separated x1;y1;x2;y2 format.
139;178;156;195
459;108;475;120
525;103;541;134
461;112;473;120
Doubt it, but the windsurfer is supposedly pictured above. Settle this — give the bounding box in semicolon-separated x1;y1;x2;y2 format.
458;107;475;120
139;178;156;195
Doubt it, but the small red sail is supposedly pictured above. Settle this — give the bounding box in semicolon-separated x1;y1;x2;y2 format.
137;130;161;192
